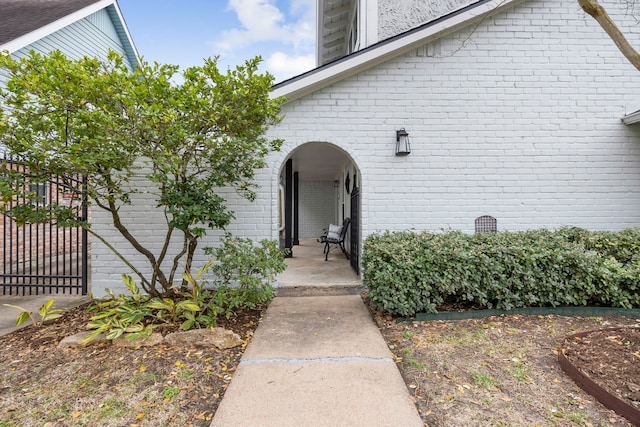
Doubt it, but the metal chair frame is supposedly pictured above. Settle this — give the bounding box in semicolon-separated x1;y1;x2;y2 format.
321;218;350;261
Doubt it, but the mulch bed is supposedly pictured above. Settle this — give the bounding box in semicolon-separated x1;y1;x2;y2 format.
561;327;640;422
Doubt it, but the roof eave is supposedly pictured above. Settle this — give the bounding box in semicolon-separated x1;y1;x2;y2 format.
622;110;640;125
271;0;525;102
108;1;141;68
0;0;140;68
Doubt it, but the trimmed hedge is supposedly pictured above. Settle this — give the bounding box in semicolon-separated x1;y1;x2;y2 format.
362;227;640;316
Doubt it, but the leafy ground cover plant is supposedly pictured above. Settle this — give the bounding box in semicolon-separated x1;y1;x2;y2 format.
2;298;62;327
84;235;287;343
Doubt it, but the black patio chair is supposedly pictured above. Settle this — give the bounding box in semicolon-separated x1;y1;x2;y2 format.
323;218;350;261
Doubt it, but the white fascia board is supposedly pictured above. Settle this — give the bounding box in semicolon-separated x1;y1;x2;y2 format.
272;0;525;102
622;109;640;125
0;0;115;54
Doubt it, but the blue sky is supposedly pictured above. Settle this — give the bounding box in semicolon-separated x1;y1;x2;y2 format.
117;0;316;83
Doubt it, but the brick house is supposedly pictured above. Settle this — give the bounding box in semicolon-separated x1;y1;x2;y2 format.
266;0;640;267
89;0;640;296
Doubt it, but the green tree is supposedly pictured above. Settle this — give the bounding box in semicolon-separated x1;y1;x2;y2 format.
0;50;283;296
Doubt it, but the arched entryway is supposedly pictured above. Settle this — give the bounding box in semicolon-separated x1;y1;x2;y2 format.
277;142;361;278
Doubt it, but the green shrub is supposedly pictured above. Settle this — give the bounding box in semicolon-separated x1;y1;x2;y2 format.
363;228;640;316
85;235;287;343
205;233;287;318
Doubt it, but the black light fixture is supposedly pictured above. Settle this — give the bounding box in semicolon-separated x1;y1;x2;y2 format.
395;128;411;156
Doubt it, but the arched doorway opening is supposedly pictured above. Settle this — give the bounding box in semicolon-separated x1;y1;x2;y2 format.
278;142;361;276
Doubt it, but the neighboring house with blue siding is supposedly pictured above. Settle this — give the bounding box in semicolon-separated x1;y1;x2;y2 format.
0;0;138;82
1;0;139;296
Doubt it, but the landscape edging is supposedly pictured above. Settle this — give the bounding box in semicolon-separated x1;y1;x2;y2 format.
397;307;640;323
559;327;640;426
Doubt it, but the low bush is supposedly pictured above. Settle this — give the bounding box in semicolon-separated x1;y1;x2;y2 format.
363;227;640;316
204;234;288;318
85;235;287;343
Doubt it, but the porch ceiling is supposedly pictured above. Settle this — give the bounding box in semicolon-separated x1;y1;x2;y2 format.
288;142;348;181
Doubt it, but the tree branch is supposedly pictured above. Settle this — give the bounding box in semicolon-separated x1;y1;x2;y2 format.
83;227;149;290
578;0;640;72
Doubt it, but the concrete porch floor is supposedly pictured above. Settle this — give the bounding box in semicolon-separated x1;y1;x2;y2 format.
276;238;363;296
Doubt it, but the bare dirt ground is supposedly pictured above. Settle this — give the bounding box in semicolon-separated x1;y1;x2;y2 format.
377;312;640;427
1;300;639;427
0;302;264;427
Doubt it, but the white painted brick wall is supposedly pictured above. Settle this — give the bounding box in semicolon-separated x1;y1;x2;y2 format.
299;181;337;237
91;165;274;297
92;0;640;295
266;0;640;238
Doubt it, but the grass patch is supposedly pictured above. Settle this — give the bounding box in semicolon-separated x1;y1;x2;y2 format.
470;370;500;391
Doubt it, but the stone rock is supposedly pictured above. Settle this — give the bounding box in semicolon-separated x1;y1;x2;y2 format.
113;332;164;348
58;331;109;348
165;328;243;349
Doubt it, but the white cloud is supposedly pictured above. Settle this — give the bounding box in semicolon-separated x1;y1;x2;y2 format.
212;0;316;80
266;51;315;81
216;0;315;52
222;0;286;47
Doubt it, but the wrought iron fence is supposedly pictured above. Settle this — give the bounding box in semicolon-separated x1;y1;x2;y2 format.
1;154;88;295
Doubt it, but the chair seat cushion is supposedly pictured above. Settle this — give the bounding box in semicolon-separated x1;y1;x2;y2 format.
327;223;342;240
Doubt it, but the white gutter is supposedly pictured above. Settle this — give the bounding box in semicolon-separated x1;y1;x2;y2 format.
622;109;640;125
272;0;525;102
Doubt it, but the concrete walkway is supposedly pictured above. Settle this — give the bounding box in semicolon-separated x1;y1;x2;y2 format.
210;295;423;427
0;294;90;336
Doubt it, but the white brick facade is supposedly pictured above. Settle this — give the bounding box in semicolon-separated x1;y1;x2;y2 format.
91;0;640;296
268;0;640;237
299;181;338;237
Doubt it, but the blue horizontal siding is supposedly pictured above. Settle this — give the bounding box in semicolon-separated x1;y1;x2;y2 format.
1;7;136;107
10;8;135;69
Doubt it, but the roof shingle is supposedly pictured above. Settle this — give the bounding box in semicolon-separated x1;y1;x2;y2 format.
0;0;102;45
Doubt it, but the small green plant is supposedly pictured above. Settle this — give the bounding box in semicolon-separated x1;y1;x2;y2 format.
508;361;530;383
178;259;218;330
405;356;426;370
567;409;590;425
83;275;155;344
97;397;131;419
163;385;181;400
401;329;415;340
146;296;201;324
3;298;62;327
470;370;500;391
178;369;195;380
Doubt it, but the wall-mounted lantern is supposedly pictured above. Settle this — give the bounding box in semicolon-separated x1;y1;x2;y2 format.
395;128;411;156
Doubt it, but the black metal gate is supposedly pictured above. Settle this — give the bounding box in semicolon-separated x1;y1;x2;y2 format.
1;156;88;296
350;186;360;274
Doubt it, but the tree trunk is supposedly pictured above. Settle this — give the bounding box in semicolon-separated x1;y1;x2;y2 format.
578;0;640;72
